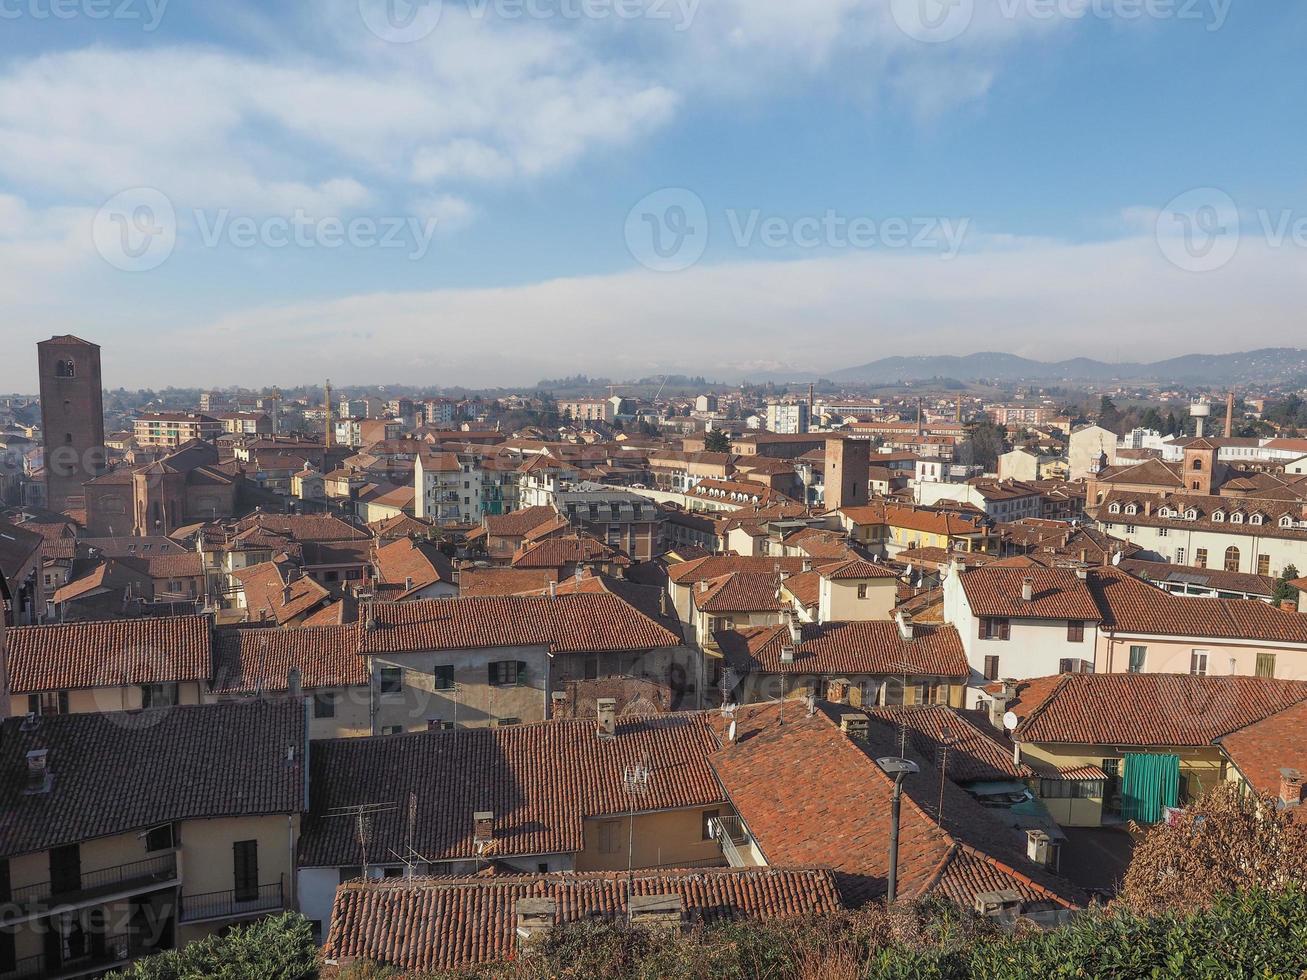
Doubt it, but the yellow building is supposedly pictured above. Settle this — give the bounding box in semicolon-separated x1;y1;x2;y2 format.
0;700;305;976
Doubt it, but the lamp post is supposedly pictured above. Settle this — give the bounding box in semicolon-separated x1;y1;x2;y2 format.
876;756;920;904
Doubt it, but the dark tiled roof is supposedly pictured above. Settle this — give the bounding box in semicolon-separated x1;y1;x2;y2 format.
1011;674;1307;747
299;714;724;867
716;622;967;677
865;705;1031;781
323;868;843;972
0;700;304;856
211;625;368;693
358;595;680;655
6;615;212;694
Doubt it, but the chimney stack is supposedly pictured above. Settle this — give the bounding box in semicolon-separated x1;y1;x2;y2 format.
1279;767;1305;807
596;698;617;739
988;680;1017;731
473;811;495;847
780;644;795;664
1225;392;1235;439
826;678;849;704
840;714;869;740
515;898;557;946
288;667;302;698
282;583;293;607
24;749;50;794
1021;577;1034;602
896;609;916;641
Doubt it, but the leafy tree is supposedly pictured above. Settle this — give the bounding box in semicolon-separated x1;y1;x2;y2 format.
1098;395;1123;434
1118;782;1307;917
703;429;732;453
1272;565;1301;604
959;418;1007;471
107;913;317;980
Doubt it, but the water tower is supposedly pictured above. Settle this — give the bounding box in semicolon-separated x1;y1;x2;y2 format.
1190;400;1211;438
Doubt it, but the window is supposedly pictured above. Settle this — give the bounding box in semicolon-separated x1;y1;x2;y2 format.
379;667;402;695
598;820;621;854
1231;512;1244;524
1185;509;1198;521
1190;650;1209;676
145;824;175;852
1039;778;1103;799
433;665;455;691
495;717;521;726
382;725;404;735
428;720;454;731
1124;524;1135;534
983;655;1000;681
1281;516;1295;529
1128;645;1147;673
141;683;178;708
1195;548;1208;568
1157;527;1169;537
49;844;81;895
313;691;337;719
979;617;1010;641
1175;547;1186;564
233;840;259;901
382;867;403;879
1192;457;1203;471
1256;653;1276;679
1108;503;1121;514
55;359;75;378
1058;659;1076;674
489;661;526;687
1250;513;1264;526
1257;555;1271;576
1224;546;1240;572
1067;621;1084;643
857;583;868;599
28;691;68;716
339;866;362;883
1212;511;1225;523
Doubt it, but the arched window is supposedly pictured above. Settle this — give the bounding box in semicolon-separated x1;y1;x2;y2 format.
1125;504;1138;515
1185;509;1198;520
1230;512;1244;524
1211;511;1224;523
1192;457;1204;471
55;359;75;378
1108;503;1120;514
1250;514;1264;526
1224;546;1240;571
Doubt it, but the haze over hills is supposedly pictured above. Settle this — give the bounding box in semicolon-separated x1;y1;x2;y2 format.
823;349;1307;386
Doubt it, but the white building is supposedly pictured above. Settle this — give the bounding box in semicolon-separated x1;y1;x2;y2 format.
765;401;809;435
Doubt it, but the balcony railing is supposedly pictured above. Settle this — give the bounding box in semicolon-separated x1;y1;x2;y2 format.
0;931;151;980
3;853;179;921
709;815;754;868
178;880;284;924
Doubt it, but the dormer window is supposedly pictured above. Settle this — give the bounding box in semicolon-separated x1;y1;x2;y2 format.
1230;512;1244;524
1124;504;1138;516
1185;509;1198;521
1159;507;1173;518
1212;511;1224;523
1108;503;1121;515
1281;515;1294;528
1250;514;1264;526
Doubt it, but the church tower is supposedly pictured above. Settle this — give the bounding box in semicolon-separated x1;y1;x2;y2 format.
37;336;106;515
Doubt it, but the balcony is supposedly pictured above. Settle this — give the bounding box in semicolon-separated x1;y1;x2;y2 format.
708;815;758;868
0;932;157;980
2;853;180;925
178;880;284;925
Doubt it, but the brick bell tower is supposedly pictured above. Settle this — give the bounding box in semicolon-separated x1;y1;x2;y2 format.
37;336;107;516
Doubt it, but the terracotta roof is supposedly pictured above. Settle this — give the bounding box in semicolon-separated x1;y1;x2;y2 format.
232;561;332;625
1218;700;1307;797
710;703;1082;908
837;504;986;537
821;557;898;580
511;535;626;569
1010;673;1307;747
0;519;42;579
211;624;368;693
865;705;1032;781
6;615;212;694
693;572;786;613
357;595;681;656
459;567;559;597
781;570;821;608
373;537;454;595
324;868;842;972
1086;566;1307;643
233;513;369;542
0;699;304;857
716;622;967;677
667;556;807;585
959;566;1102;622
299;713;724;867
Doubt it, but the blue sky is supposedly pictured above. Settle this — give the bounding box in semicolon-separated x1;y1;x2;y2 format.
1;0;1305;390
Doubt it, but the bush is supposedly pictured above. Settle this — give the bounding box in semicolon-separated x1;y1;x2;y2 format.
107;912;318;980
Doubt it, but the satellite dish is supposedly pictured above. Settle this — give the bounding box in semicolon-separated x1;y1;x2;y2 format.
727;720;737;743
1002;711;1019;732
1112;551;1122;566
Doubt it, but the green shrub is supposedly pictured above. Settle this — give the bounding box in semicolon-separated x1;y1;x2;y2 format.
106;912;318;980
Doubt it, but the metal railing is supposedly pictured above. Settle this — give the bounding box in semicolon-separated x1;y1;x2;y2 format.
5;852;178;914
0;932;145;980
178;880;284;923
709;815;753;868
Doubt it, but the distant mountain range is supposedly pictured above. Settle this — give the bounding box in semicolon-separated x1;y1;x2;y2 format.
824;349;1307;386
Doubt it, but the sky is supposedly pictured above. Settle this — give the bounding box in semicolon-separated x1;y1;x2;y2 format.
1;0;1306;391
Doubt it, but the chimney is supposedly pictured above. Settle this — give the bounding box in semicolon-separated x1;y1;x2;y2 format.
1279;768;1305;807
628;894;685;930
826;678;849;704
473;811;495;848
596;698;617;739
288;667;302;698
659;588;668;617
780;644;795;664
24;749;50;794
988;679;1017;731
840;714;869;740
515;897;557;945
699;580;708;593
802;558;812;573
1021;577;1034;602
1026;829;1054;869
282;583;293;607
786;610;801;645
404;576;414;593
895;609;916;641
1075;567;1088;580
548;579;557;598
1225;392;1234;439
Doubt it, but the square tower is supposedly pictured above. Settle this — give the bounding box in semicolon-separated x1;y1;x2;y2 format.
37;335;107;515
824;436;870;512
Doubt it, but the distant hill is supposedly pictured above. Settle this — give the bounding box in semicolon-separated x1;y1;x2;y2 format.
826;349;1307;385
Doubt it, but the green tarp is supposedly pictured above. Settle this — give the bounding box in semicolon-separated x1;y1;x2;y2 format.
1122;753;1180;823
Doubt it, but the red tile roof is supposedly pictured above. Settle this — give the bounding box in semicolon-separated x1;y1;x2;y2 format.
323;868;843;973
373;537;454;595
299;713;724;867
511;534;627;569
822;557;899;580
865;705;1032;781
693;572;787;613
211;625;368;693
959;566;1102;622
6;615;212;694
716;622;967;678
666;555;807;585
1010;674;1307;747
1218;700;1307;797
0;699;304;857
459;567;560;597
357;595;681;655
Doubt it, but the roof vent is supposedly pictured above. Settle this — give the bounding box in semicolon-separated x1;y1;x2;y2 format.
974;889;1024;919
840;714;869;740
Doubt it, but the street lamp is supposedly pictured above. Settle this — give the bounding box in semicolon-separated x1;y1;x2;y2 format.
876;756;920;904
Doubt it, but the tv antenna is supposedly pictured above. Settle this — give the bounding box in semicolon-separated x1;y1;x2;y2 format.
326;801;397;878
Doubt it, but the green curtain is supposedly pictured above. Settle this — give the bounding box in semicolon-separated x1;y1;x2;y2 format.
1122;753;1181;823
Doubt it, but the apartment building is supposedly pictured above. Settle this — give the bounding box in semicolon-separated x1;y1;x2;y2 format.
133;413;223;449
765;401;809;434
556;398;614;423
0;700;305;976
554;489;663;562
